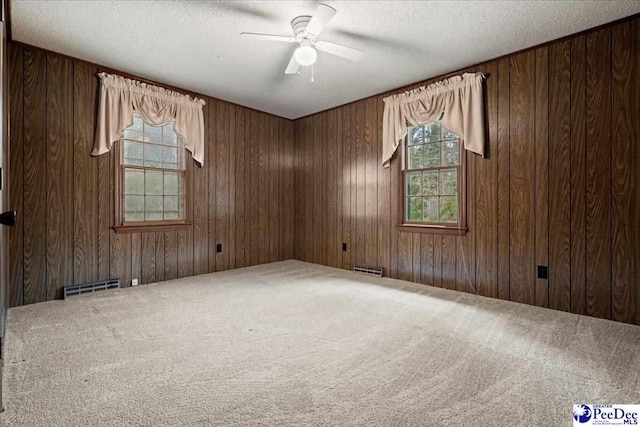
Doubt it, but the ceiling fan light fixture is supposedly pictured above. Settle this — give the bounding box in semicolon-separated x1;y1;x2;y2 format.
294;45;317;66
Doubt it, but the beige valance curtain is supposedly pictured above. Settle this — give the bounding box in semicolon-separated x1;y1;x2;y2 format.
382;72;485;167
92;73;206;165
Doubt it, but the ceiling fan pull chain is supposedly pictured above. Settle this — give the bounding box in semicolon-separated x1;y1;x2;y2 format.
311;64;315;83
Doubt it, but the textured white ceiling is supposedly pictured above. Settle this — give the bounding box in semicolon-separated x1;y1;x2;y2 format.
11;1;640;119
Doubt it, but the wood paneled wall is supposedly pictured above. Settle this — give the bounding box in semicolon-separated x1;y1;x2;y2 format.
294;17;640;325
7;42;295;307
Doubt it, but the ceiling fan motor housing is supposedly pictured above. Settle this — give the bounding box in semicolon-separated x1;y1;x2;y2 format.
291;16;314;41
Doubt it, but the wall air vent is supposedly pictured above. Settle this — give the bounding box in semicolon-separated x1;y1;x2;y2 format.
63;279;120;299
353;265;383;278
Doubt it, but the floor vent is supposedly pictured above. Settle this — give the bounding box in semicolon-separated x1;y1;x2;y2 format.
63;279;120;299
353;265;383;277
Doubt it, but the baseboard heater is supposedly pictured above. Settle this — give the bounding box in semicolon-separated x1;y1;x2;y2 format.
353;265;383;278
63;279;120;299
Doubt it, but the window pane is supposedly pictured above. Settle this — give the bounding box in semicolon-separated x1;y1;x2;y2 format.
124;131;144;143
423;197;438;222
439;169;457;195
145;170;163;195
422;170;438;196
146;211;164;221
124;169;144;195
164;211;180;220
127;117;144;133
162;123;178;145
145;195;163;214
408;145;424;169
123;141;144;165
439;196;458;222
407;197;422;221
125;195;144;212
126;212;144;222
443;128;458;140
163;146;178;169
123;117;144;141
164;172;180;195
407;172;421;196
164;195;179;212
425;121;442;142
424;143;440;167
125;195;144;219
144;144;163;168
143;123;163;144
408;127;423;146
442;140;459;166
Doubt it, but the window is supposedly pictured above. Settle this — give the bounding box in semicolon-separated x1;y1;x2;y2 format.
401;120;466;234
114;113;188;232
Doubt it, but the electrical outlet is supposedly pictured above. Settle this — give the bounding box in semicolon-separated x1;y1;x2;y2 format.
216;243;222;253
342;242;348;252
537;266;548;279
132;278;139;286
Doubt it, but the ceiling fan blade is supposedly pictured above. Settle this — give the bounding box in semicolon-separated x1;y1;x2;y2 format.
284;53;300;75
240;32;296;43
305;3;336;36
315;41;363;61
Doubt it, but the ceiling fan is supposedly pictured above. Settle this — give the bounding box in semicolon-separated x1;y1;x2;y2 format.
240;3;363;78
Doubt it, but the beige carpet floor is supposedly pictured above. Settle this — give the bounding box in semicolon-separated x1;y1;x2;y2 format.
1;260;639;426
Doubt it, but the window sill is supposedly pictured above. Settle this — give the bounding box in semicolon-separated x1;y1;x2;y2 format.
113;222;192;234
396;224;467;236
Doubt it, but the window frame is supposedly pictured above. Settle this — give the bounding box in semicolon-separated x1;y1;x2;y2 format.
397;122;467;236
113;116;192;234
